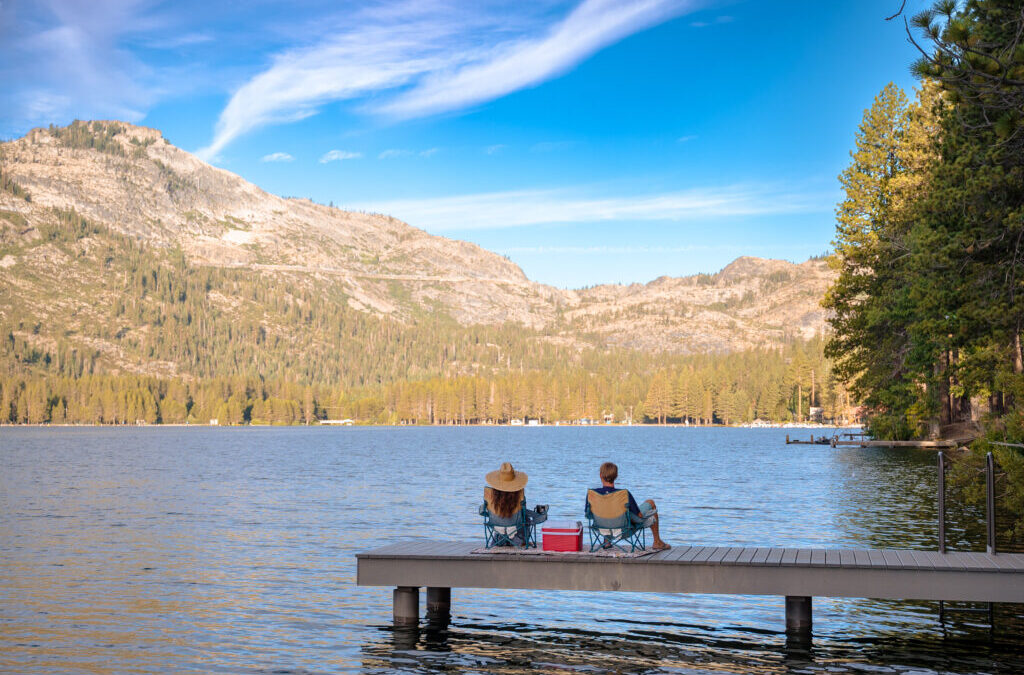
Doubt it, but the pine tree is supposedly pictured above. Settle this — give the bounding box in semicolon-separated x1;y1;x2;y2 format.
824;83;936;438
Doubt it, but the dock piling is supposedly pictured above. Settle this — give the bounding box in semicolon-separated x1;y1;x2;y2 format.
785;596;812;635
393;586;420;626
426;587;451;624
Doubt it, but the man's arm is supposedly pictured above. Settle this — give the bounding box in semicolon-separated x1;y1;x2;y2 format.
626;490;641;517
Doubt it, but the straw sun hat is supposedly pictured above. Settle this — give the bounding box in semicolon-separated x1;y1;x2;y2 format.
485;462;528;492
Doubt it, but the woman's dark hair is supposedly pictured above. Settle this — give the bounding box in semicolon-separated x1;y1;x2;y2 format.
490;488;523;518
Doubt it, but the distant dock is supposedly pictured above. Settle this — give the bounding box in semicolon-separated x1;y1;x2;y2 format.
786;433;958;449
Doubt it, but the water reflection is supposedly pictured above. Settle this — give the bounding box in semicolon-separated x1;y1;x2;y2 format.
365;614;1024;675
1;427;1022;674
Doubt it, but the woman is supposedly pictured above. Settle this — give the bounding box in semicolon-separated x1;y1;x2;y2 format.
481;462;547;546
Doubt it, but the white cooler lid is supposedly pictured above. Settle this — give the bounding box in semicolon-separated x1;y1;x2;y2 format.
542;520;582;532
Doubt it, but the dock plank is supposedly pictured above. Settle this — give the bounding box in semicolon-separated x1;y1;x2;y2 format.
662;545;693;562
735;547;757;564
721;548;744;564
977;552;1018;572
866;550;887;567
678;546;705;563
893;550;919;570
961;551;997;571
692;547;718;563
916;550;964;570
881;550;902;569
906;549;934;570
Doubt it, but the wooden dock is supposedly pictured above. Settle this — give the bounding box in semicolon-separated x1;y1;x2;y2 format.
357;540;1024;634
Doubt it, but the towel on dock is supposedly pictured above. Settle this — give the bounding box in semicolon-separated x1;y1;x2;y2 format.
470;546;657;559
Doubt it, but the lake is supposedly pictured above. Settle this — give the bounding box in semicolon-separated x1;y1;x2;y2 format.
1;426;1021;673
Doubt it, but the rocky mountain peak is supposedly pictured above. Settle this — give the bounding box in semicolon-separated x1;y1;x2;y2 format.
1;120;835;359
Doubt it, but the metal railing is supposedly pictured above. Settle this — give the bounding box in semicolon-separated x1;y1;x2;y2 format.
936;449;999;629
936;450;997;555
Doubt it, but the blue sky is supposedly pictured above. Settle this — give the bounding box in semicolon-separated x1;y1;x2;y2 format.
1;0;926;288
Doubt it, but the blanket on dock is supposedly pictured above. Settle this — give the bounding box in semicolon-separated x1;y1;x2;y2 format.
470;546;657;559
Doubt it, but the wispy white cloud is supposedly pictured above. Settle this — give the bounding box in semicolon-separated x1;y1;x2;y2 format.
196;12;459;160
379;0;695;119
499;242;827;256
261;151;294;162
0;0;158;132
319;150;362;163
376;0;696;118
0;0;233;136
418;147;439;158
349;184;834;231
485;144;506;155
145;32;214;49
199;0;698;157
378;148;412;159
677;134;697;143
691;15;733;28
501;244;735;254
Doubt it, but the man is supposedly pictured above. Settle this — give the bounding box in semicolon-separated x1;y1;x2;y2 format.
589;461;670;550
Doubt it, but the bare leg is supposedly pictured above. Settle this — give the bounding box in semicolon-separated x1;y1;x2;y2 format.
644;499;670;550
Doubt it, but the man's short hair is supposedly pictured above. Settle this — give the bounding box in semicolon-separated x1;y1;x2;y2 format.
600;461;618;483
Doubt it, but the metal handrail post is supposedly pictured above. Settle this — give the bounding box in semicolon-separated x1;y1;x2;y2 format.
937;451;946;554
986;452;996;555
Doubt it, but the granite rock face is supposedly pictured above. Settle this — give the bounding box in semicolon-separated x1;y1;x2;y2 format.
1;121;835;357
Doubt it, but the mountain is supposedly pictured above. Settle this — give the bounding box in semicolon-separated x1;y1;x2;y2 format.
0;120;835;384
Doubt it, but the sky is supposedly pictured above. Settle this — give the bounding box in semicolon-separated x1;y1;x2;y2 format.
0;0;927;288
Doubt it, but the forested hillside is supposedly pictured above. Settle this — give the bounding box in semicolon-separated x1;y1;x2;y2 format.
0;188;843;425
0;119;846;426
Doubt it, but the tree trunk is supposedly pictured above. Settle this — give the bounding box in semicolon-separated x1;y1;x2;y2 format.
1015;325;1023;375
990;392;1004;417
810;369;816;409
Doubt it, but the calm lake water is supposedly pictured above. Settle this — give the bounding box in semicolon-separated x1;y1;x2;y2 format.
1;426;1021;674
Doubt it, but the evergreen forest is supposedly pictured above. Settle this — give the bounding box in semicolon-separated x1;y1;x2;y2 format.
825;0;1024;542
0;204;843;427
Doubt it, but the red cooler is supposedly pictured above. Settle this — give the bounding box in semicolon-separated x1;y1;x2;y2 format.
542;520;583;552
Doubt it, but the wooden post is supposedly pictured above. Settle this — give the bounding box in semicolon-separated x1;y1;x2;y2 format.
785;596;812;634
393;586;419;626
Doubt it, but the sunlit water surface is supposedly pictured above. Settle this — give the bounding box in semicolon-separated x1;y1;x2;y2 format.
1;426;1021;674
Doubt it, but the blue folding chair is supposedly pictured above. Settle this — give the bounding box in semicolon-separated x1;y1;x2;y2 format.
479;502;539;548
584;489;649;552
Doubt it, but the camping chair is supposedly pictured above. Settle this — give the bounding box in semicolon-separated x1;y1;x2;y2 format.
585;489;649;552
479;491;540;548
